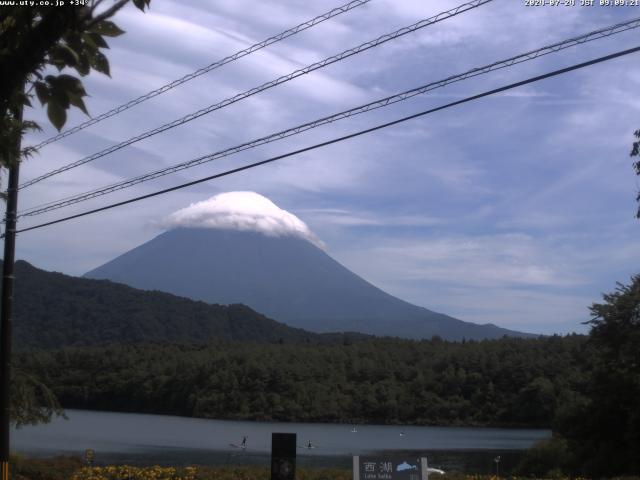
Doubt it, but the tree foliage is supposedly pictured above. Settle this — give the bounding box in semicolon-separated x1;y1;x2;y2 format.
515;437;571;478
6;260;365;350
16;335;586;428
555;275;640;476
630;130;640;217
6;261;590;429
10;369;65;428
0;0;150;426
0;0;150;168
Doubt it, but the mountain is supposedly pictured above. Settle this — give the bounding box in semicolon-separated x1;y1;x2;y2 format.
6;260;363;350
85;228;533;340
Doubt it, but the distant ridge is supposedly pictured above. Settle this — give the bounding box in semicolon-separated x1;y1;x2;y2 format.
85;228;535;340
5;260;364;351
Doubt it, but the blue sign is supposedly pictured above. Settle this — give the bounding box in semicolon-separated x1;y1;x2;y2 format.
354;456;427;480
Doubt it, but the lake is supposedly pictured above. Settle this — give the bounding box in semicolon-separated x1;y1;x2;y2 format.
12;409;550;472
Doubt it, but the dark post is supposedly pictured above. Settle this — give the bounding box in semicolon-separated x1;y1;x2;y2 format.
0;106;22;480
271;433;296;480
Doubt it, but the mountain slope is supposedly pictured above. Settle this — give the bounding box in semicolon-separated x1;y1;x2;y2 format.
6;260;359;350
85;228;532;340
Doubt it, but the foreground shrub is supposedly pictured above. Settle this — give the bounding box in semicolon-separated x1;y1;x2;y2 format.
515;437;571;477
70;465;197;480
10;454;83;480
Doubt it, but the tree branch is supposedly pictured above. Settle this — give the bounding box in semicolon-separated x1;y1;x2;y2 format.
0;10;76;112
79;0;106;23
84;0;131;29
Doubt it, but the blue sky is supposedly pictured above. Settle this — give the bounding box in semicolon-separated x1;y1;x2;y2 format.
8;0;640;335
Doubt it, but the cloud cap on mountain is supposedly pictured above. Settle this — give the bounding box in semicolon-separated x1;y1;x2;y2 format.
162;191;323;248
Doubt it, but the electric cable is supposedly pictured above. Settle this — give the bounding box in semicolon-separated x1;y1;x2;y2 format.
19;0;493;189
10;45;640;237
18;16;640;218
32;0;373;150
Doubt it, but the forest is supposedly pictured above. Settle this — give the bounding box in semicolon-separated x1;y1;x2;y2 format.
8;260;366;350
16;335;586;427
10;274;640;477
6;258;640;475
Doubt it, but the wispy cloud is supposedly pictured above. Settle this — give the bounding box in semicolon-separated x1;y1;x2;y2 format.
341;233;586;289
301;208;444;227
11;0;640;336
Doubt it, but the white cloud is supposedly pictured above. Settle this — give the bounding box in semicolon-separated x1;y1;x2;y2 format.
301;208;444;227
160;191;323;248
338;233;587;290
11;0;640;337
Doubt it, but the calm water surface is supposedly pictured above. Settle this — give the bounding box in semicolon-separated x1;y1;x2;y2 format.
12;409;550;471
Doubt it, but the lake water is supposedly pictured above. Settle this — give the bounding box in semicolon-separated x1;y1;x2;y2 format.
12;409;550;472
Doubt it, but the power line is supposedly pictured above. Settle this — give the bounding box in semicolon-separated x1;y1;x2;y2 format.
18;16;640;218
19;0;493;190
11;45;640;237
31;0;373;150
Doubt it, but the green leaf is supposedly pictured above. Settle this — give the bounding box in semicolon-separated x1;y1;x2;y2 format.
34;81;49;105
47;101;67;131
50;60;65;72
75;50;91;76
86;32;109;49
21;145;40;160
49;44;79;68
91;51;110;77
13;89;32;108
55;74;86;96
64;32;83;55
50;86;70;110
92;20;125;38
132;0;151;10
44;76;70;109
68;92;89;116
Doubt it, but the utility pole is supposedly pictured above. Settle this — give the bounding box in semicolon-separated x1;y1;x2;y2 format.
0;102;22;480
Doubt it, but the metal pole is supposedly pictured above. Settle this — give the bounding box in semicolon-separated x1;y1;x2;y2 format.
0;105;22;480
421;457;428;480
